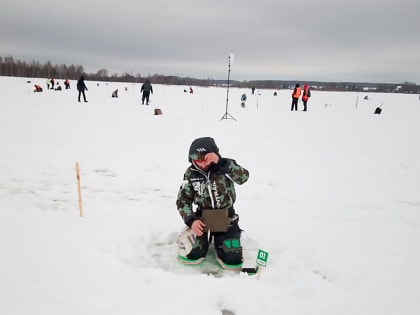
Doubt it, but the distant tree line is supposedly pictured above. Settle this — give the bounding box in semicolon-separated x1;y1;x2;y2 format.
0;56;227;87
1;56;419;93
0;56;85;80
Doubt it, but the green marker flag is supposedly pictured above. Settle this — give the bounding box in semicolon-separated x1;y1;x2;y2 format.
256;249;269;266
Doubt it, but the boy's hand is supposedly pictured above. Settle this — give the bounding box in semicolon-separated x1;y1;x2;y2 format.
191;220;206;236
205;152;219;165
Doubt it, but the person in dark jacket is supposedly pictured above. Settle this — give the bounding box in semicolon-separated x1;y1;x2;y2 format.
176;137;249;269
140;79;153;105
77;75;88;102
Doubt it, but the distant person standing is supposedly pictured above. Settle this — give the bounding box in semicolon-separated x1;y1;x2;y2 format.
291;83;301;111
141;79;153;105
77;75;88;102
302;84;311;111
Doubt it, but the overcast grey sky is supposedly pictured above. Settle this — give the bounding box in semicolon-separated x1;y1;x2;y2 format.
1;0;419;83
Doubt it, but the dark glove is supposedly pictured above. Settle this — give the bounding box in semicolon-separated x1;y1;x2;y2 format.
213;157;230;175
184;214;198;227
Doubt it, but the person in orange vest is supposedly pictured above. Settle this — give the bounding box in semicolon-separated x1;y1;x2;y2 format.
291;83;301;111
302;84;311;111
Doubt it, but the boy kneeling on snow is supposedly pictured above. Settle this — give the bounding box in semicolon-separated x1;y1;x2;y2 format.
176;137;249;269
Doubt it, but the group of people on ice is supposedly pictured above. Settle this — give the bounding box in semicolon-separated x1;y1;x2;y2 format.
45;78;71;90
35;78;71;92
291;83;311;111
33;75;155;106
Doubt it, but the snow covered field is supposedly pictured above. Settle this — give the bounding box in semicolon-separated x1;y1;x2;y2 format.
1;76;419;314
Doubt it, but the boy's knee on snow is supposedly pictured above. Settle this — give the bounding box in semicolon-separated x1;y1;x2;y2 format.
218;238;243;265
187;244;208;260
223;238;241;251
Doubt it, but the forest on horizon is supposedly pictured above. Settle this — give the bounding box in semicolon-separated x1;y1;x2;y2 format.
1;55;419;93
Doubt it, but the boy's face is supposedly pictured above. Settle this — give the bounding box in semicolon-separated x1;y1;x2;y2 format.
193;158;213;171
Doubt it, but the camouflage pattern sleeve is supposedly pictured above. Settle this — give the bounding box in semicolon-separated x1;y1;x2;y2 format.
225;159;249;185
176;168;196;225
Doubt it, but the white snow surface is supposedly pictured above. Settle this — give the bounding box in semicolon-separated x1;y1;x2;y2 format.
1;77;420;315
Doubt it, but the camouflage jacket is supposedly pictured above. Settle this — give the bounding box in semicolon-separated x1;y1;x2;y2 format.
176;158;249;227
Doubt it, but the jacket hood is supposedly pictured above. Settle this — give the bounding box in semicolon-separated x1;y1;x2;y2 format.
188;137;219;161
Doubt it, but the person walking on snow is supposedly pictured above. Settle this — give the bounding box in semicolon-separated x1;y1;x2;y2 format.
176;137;249;269
140;79;153;105
291;83;301;111
77;75;88;102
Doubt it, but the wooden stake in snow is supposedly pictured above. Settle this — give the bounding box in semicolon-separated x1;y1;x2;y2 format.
256;249;269;280
75;162;83;217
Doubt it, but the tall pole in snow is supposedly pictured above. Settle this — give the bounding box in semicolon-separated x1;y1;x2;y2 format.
225;56;231;112
220;51;236;121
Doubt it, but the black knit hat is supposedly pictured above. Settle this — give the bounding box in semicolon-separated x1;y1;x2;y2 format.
188;137;219;161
